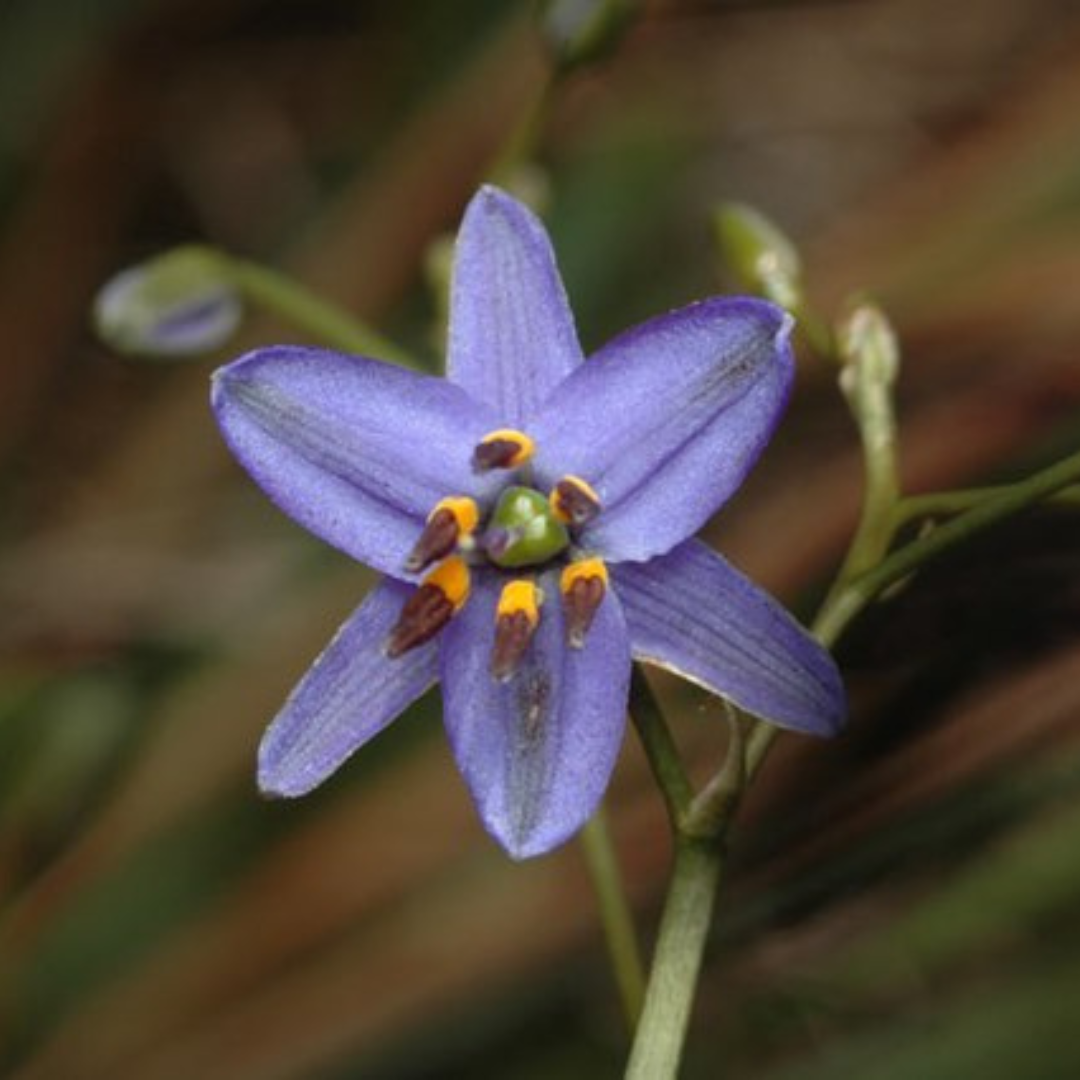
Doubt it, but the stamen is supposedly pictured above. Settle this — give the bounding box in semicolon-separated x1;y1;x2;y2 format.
472;428;535;472
549;475;602;527
560;558;608;648
404;496;479;573
491;579;541;681
386;557;470;657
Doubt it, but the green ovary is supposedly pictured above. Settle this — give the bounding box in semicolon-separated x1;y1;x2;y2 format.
486;486;570;568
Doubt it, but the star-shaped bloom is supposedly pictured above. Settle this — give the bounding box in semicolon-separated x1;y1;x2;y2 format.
211;186;845;859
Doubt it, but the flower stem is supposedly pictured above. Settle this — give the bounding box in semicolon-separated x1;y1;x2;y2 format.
486;81;555;185
850;445;1080;607
627;315;1080;1077
625;836;723;1080
745;446;1080;788
894;480;1080;527
628;665;693;825
580;808;646;1030
206;249;421;367
625;236;1080;1079
824;310;902;597
683;705;747;839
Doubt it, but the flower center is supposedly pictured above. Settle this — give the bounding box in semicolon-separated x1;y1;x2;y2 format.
387;427;609;679
483;486;569;568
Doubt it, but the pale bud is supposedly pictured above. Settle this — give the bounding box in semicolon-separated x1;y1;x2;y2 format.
93;247;242;359
712;203;803;311
836;298;900;388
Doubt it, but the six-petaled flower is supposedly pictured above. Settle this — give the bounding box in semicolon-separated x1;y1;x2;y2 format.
211;186;845;859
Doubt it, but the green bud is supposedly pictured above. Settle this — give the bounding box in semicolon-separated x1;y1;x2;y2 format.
485;486;570;568
93;246;242;359
539;0;641;72
712;202;803;311
836;297;900;388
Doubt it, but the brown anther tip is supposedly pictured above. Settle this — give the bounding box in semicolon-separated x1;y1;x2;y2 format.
384;636;407;660
404;508;458;573
386;584;454;658
563;574;605;648
472;438;521;473
553;478;601;527
491;609;536;681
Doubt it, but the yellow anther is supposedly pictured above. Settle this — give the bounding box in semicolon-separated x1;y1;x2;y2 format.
472;428;536;472
433;496;478;536
560;557;608;594
496;579;542;625
560;558;608;648
492;578;542;681
549;475;602;526
425;555;471;612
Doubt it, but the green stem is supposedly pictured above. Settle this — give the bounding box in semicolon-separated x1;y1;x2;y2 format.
826;376;900;595
628;665;693;826
212;251;420;367
745;447;1080;788
626;255;1078;1078
625;838;723;1080
683;705;747;839
793;301;834;361
894;481;1080;526
580;809;646;1030
486;81;554;185
851;446;1080;606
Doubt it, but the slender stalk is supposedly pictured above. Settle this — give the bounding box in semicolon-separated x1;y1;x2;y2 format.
580;809;647;1030
744;447;1080;790
853;446;1080;607
894;481;1080;527
625;838;723;1080
623;440;1080;1076
217;253;420;367
627;244;1080;1079
792;301;834;362
486;81;555;185
823;315;902;598
628;665;693;826
683;706;747;839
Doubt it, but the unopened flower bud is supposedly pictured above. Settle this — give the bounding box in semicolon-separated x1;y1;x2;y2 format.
540;0;641;72
836;298;899;388
712;203;803;312
93;247;242;359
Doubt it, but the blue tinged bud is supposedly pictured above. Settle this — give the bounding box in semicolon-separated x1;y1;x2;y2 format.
93;247;242;359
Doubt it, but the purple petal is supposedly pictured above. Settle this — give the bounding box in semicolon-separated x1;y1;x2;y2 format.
259;579;439;796
613;541;845;736
440;570;631;858
212;346;500;578
447;186;584;425
531;298;794;562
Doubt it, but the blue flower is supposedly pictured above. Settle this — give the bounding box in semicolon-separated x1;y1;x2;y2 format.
211;186;845;859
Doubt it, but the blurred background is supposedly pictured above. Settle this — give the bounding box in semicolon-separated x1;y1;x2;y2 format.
2;0;1080;1076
